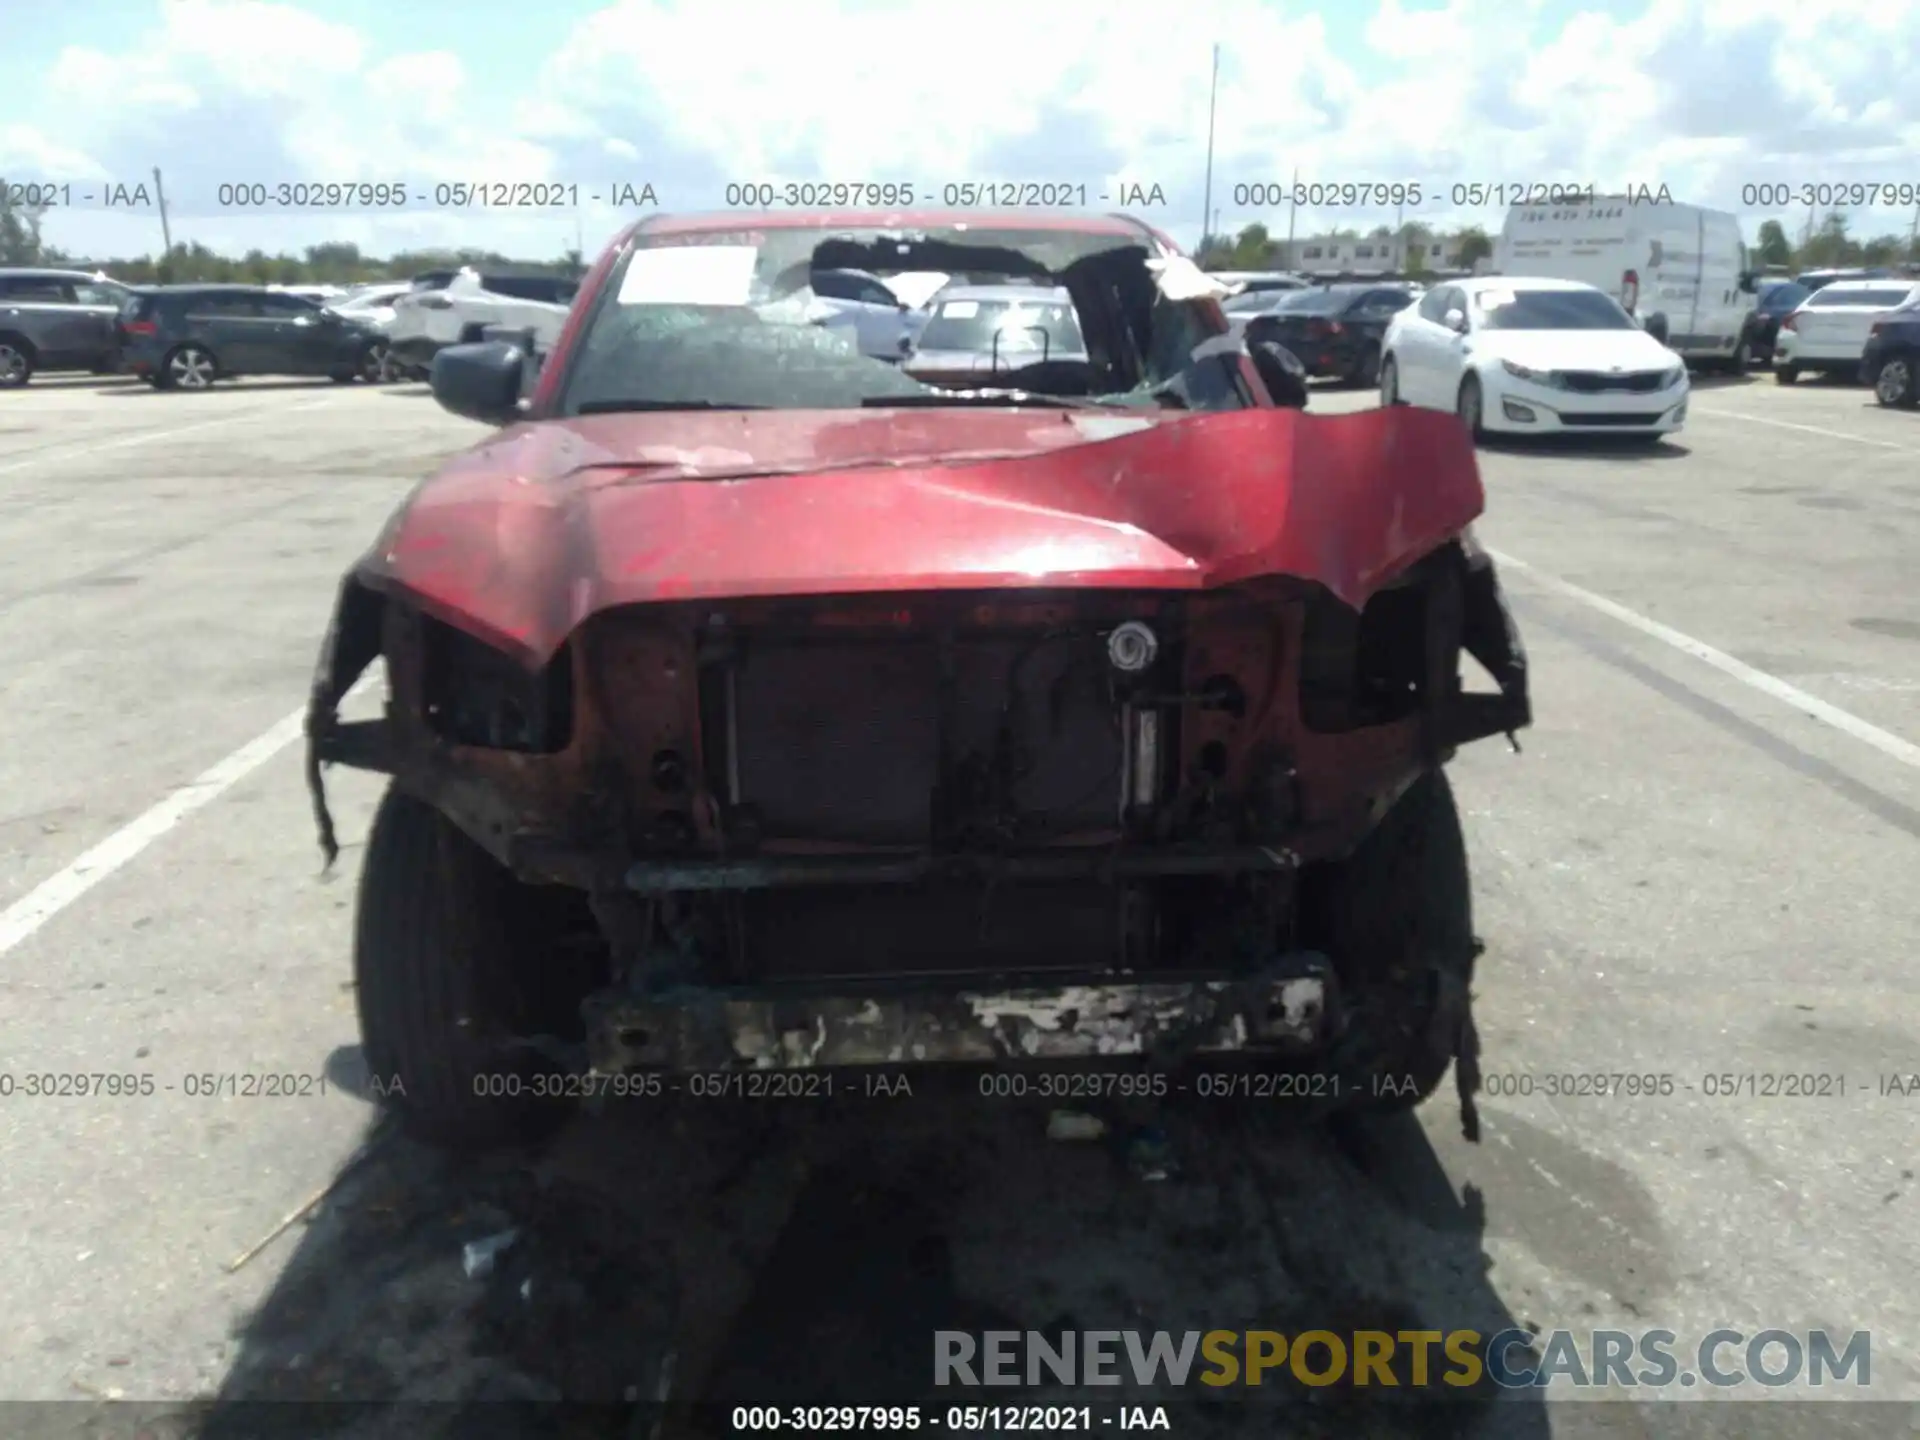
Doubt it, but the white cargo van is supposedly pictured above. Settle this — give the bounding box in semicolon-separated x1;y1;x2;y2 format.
1494;197;1756;370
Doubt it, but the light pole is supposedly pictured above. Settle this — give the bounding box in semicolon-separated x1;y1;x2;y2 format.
1200;44;1219;253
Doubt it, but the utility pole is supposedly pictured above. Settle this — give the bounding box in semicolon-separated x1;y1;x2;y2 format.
1286;164;1299;267
1909;200;1918;265
1199;43;1219;255
152;166;173;258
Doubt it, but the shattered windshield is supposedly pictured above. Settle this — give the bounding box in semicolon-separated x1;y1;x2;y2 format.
558;226;1209;415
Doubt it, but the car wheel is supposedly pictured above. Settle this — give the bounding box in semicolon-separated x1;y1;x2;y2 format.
1350;345;1381;388
1305;769;1478;1115
1873;356;1917;408
1732;338;1754;370
164;345;217;390
1455;374;1484;440
358;340;391;383
1379;354;1402;406
354;785;595;1151
0;336;35;388
1775;364;1798;385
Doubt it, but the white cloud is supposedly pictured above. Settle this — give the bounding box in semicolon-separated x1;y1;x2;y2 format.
10;0;1920;263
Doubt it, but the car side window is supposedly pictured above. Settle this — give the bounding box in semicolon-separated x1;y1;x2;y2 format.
191;293;263;318
258;292;317;316
1417;288;1449;323
5;278;74;302
1362;289;1413;316
72;282;121;306
808;271;857;303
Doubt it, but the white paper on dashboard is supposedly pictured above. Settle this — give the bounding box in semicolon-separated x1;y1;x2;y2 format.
617;245;758;305
939;300;980;318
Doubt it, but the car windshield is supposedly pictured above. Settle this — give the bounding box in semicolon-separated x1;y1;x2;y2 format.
1475;288;1635;330
1804;287;1914;308
559;226;1216;415
1274;289;1358;316
916;296;1084;355
1760;282;1809;313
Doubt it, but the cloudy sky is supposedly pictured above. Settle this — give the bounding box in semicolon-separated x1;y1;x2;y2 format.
4;0;1917;264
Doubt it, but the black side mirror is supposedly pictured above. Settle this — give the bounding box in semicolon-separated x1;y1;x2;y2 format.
1251;340;1308;409
430;341;525;425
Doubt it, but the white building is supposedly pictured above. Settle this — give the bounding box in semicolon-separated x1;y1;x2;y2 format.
1271;231;1481;276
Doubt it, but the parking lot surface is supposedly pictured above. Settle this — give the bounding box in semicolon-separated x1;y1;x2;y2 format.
1;371;1916;1437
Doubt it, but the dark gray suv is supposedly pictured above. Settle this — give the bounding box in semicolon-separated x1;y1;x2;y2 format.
0;268;134;386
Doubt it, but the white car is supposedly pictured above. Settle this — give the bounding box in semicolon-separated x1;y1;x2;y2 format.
325;282;411;331
386;268;580;379
756;267;920;360
1380;276;1689;442
1773;278;1920;385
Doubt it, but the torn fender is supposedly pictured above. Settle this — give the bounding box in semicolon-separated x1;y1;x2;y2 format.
348;403;1487;672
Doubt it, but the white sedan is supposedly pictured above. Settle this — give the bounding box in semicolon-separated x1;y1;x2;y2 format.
1380;277;1689;442
1774;278;1920;384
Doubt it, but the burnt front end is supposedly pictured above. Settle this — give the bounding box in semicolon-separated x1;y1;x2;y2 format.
306;543;1529;1077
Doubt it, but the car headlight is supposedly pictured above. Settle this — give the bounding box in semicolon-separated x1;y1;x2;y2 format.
1500;359;1562;387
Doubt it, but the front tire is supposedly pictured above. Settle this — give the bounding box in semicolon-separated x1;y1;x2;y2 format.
1379;354;1403;406
0;336;35;388
1350;345;1381;388
1306;770;1478;1114
1873;356;1917;408
1455;373;1485;440
1775;363;1799;385
354;786;584;1151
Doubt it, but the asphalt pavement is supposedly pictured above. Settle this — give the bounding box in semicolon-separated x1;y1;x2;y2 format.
0;369;1915;1439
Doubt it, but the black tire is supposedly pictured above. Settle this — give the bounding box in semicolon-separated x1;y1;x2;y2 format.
0;334;35;388
1350;345;1381;388
354;785;586;1151
358;339;390;383
1732;338;1753;371
1775;364;1798;385
1305;770;1477;1113
1455;374;1485;440
1379;354;1402;406
161;344;218;390
1873;355;1917;408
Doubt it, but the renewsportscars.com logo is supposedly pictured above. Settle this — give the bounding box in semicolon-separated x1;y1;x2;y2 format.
934;1328;1874;1392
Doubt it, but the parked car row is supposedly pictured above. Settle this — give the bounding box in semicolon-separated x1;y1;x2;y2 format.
0;265;583;390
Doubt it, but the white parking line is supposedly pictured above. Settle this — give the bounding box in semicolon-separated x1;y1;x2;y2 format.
0;675;376;957
0;710;306;956
1686;407;1918;453
0;394;349;478
1490;548;1920;772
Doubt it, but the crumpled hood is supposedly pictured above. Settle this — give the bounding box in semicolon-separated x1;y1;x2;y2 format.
357;405;1484;668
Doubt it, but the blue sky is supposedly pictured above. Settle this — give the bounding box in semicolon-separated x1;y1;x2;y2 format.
4;0;1916;263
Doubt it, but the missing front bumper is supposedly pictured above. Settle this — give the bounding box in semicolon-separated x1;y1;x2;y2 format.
583;955;1336;1072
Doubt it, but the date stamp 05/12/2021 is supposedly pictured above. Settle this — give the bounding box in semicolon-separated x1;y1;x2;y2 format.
5;1066;1914;1104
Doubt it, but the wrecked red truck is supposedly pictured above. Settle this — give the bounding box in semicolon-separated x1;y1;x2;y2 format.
304;211;1530;1149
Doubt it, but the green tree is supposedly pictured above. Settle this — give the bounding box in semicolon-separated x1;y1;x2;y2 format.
1452;225;1494;269
1228;222;1273;269
1397;220;1436;277
1753;219;1793;268
1796;212;1855;268
0;186;53;264
1859;233;1904;266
